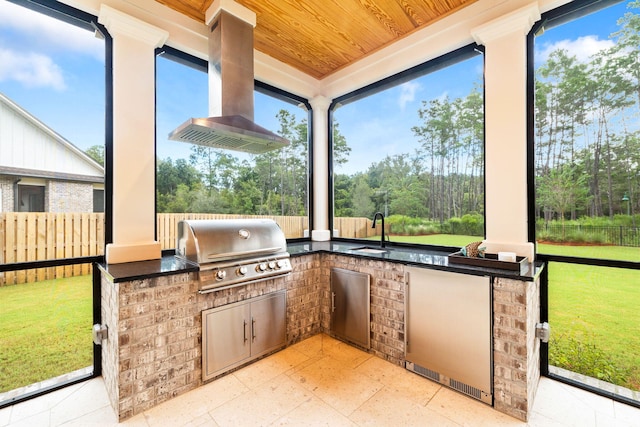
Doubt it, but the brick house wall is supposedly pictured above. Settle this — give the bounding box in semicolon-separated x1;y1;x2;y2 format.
47;180;94;212
0;175;96;212
0;176;13;212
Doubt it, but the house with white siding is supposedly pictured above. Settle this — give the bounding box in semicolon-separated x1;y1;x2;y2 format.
0;92;104;213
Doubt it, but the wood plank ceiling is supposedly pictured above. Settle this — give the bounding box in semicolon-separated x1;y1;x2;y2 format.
154;0;477;79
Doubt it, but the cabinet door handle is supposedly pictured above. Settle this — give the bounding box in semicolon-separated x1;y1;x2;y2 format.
404;278;409;353
243;320;248;343
331;292;336;313
251;317;256;342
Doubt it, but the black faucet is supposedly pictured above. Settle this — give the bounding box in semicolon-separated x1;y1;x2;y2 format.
372;212;385;248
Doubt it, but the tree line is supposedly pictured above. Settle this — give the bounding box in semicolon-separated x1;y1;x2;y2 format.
150;82;485;224
153;111;351;215
82;2;639;229
157;110;310;215
535;1;640;225
334;84;484;224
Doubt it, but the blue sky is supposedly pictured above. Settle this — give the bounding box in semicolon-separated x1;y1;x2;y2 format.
334;56;484;173
0;0;634;171
0;1;105;149
335;1;635;174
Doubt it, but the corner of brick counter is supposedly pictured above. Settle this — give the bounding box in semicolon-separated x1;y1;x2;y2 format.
287;254;323;344
101;271;201;421
493;276;541;421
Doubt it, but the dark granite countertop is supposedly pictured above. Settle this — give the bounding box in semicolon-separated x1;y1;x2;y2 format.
97;255;198;283
287;240;544;281
98;240;543;283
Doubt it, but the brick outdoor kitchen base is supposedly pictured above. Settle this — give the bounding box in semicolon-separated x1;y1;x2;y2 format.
98;252;541;422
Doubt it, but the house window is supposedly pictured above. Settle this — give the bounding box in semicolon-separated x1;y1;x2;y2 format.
532;0;640;405
93;188;104;213
155;48;310;246
17;184;45;212
331;46;484;245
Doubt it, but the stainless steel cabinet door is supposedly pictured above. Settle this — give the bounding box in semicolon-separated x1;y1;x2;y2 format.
330;268;370;348
202;302;251;380
250;291;286;357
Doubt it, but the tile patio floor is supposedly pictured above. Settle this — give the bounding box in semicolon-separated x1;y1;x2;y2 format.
1;334;639;426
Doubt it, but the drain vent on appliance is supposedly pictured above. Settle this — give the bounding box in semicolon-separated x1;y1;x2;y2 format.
447;377;492;405
449;378;481;400
406;361;493;405
406;361;440;382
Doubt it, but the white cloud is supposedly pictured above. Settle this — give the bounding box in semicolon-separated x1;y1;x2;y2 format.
398;81;421;110
0;48;66;91
0;1;104;61
537;35;614;63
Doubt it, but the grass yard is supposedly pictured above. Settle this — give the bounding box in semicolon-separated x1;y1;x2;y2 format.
546;262;640;389
537;243;640;262
0;275;93;393
527;241;638;389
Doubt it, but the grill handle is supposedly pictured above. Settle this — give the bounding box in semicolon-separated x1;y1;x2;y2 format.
207;247;283;260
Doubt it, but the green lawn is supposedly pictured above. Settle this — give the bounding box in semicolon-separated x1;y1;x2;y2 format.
536;242;639;390
0;275;93;393
537;243;640;262
546;262;640;389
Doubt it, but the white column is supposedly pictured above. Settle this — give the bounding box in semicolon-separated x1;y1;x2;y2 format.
471;4;540;261
309;95;331;241
99;5;168;264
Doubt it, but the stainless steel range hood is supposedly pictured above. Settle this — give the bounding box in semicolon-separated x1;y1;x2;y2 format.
169;10;289;154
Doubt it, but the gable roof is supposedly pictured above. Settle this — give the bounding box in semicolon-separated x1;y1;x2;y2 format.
0;91;104;183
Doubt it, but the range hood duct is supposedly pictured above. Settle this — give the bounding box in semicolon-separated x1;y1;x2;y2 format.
169;11;289;154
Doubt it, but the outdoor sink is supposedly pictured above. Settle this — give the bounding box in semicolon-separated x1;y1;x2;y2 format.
352;246;388;254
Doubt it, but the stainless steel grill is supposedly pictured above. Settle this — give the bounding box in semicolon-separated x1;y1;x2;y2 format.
176;219;291;292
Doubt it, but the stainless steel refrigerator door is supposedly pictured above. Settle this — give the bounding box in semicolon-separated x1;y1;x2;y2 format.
405;267;491;396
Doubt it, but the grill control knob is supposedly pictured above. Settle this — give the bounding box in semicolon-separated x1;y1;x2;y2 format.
268;261;276;270
237;266;248;276
276;260;287;269
215;270;226;281
257;263;267;272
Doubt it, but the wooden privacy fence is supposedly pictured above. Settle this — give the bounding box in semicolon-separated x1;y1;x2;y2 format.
1;213;372;285
0;212;105;286
334;216;378;239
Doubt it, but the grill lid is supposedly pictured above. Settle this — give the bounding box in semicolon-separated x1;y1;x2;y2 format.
176;219;287;265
